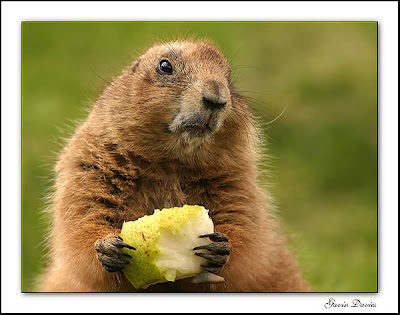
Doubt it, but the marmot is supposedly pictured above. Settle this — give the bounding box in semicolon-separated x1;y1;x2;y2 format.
37;40;310;292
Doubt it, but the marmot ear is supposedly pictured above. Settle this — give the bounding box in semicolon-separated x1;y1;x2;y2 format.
131;57;142;74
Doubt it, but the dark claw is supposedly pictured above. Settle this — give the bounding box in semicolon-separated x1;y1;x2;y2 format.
200;232;228;242
193;242;232;254
201;263;223;274
97;252;130;266
116;242;136;250
114;247;133;258
103;264;124;273
195;252;228;265
95;239;135;256
121;252;133;259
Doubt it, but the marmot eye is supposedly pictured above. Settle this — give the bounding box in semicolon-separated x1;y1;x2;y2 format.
159;59;173;74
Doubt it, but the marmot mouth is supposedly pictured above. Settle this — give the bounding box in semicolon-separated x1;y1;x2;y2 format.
180;112;217;137
182;123;213;136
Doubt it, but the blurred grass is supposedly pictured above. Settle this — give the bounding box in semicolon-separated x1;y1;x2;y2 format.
22;22;377;292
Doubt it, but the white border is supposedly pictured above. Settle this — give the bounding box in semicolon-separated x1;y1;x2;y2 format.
2;1;398;313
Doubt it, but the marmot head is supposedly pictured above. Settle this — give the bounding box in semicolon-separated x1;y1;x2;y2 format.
101;40;256;167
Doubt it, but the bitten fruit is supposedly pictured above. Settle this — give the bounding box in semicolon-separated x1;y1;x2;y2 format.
120;205;214;289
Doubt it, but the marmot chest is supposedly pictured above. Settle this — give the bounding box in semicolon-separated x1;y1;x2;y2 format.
127;175;210;217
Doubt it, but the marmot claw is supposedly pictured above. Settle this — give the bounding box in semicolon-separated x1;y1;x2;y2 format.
95;236;135;273
193;232;231;274
199;232;229;242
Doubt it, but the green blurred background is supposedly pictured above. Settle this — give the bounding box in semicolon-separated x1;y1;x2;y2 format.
22;22;377;292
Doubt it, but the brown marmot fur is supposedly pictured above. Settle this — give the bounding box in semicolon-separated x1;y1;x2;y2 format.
36;40;310;292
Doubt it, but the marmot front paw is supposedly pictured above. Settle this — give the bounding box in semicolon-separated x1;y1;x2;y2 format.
193;232;232;274
94;236;136;273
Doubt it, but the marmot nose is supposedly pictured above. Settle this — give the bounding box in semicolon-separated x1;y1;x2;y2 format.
202;80;228;110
